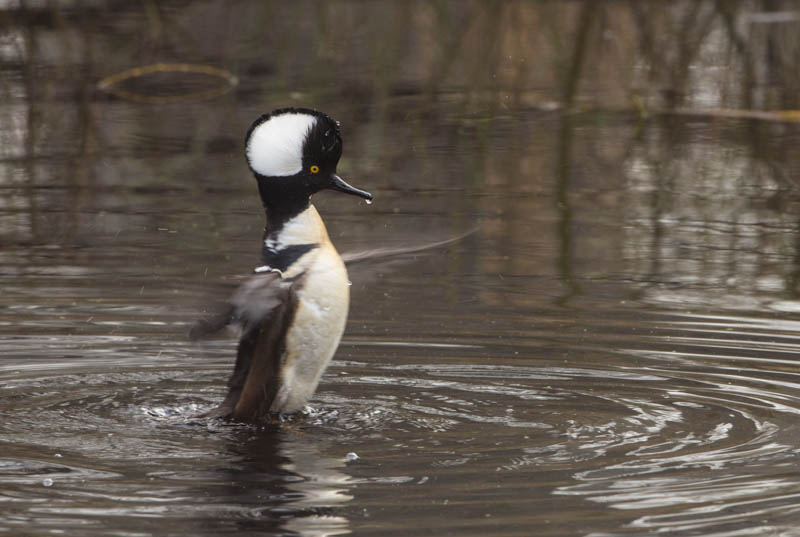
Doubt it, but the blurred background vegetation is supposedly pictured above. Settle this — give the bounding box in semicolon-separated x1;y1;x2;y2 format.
1;1;800;307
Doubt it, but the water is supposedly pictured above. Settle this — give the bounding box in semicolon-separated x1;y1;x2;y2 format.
3;1;800;535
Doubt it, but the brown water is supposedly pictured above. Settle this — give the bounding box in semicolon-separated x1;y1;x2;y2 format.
4;2;800;536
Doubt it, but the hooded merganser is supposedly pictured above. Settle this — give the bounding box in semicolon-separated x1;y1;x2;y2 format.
193;107;372;421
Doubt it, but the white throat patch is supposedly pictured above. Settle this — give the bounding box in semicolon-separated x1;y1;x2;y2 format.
246;113;317;177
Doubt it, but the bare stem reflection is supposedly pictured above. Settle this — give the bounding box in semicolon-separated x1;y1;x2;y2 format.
3;0;799;307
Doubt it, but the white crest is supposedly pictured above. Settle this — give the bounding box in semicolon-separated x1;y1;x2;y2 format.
246;112;317;177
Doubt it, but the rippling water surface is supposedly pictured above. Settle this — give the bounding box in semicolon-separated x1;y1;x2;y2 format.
4;1;800;536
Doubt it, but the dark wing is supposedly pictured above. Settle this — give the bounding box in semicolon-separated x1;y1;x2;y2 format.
192;229;476;420
191;272;298;421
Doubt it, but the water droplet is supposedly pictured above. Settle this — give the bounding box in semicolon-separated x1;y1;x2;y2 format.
42;478;53;487
345;452;359;462
365;199;373;205
347;280;352;286
54;453;62;458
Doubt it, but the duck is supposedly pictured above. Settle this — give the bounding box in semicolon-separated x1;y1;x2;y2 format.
191;107;372;421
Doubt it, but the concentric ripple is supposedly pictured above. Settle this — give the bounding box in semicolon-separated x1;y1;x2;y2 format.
3;308;800;536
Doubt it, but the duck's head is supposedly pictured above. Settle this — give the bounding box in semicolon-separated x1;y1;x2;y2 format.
245;108;372;222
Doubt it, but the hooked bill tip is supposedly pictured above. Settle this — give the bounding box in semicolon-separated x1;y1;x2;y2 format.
329;174;373;202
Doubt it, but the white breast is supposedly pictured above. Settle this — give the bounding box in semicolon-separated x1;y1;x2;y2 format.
267;205;350;413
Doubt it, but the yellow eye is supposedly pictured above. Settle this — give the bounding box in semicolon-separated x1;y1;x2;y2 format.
310;165;320;174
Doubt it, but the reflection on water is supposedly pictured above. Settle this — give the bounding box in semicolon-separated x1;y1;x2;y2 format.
3;1;800;536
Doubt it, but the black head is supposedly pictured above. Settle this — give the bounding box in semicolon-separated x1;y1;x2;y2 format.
244;108;372;222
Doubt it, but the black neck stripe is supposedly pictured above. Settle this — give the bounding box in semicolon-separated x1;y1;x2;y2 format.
261;243;317;272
